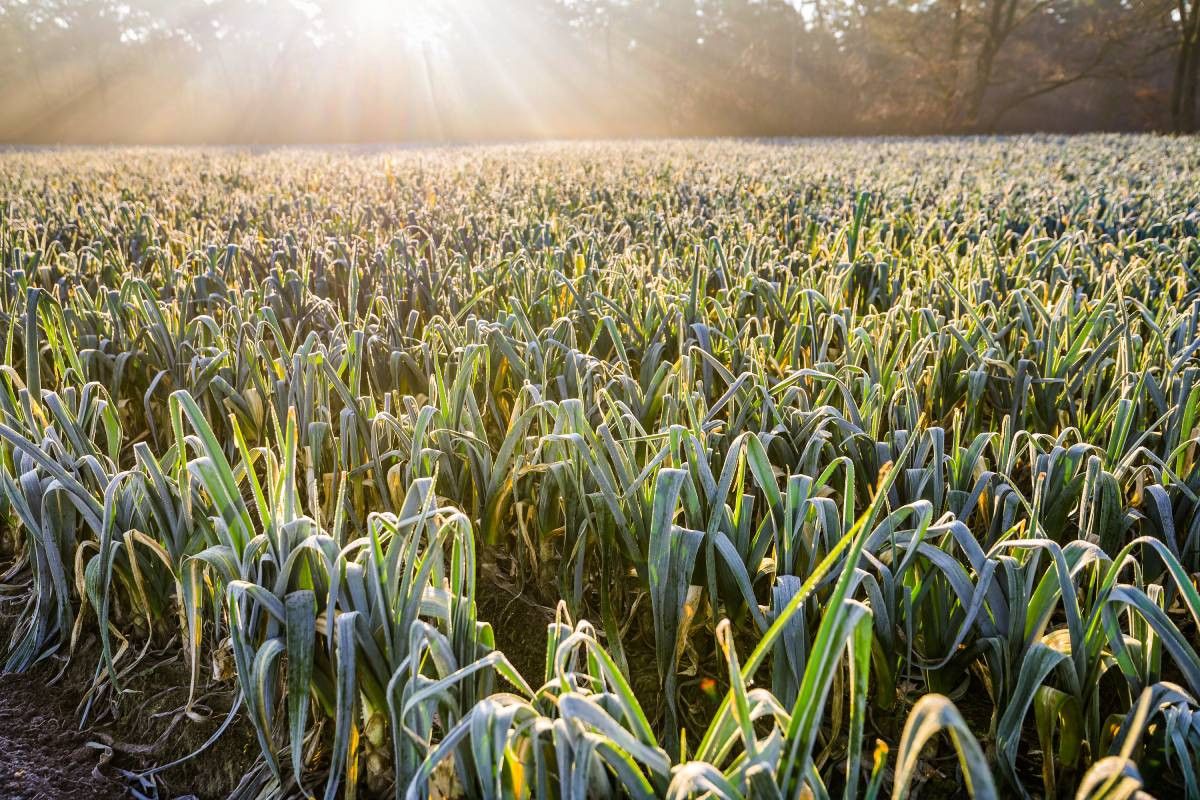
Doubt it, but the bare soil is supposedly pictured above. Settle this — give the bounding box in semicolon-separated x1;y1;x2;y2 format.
0;658;127;800
474;574;555;686
0;612;260;800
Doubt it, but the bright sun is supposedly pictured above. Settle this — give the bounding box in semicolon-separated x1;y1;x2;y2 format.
339;0;453;46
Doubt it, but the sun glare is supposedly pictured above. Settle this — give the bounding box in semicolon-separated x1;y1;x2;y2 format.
335;0;453;47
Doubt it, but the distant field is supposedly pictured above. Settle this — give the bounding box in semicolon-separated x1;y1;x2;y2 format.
0;137;1198;798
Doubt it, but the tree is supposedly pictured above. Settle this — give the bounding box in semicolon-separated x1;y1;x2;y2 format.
0;0;1188;140
1170;0;1200;130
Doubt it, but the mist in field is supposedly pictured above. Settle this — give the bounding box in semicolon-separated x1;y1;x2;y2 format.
1;0;1195;144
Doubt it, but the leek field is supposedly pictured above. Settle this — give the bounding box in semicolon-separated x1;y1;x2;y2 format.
1;137;1199;799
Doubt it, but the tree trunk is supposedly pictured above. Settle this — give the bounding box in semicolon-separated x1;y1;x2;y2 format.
943;0;965;132
964;42;998;131
1171;40;1188;131
1173;1;1200;132
1185;35;1200;131
963;0;1016;132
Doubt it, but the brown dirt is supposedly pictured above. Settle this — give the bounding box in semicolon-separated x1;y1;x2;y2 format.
0;660;127;800
0;611;260;800
475;577;556;687
474;547;560;688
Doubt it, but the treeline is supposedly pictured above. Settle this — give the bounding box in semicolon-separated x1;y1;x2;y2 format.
0;0;1194;143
